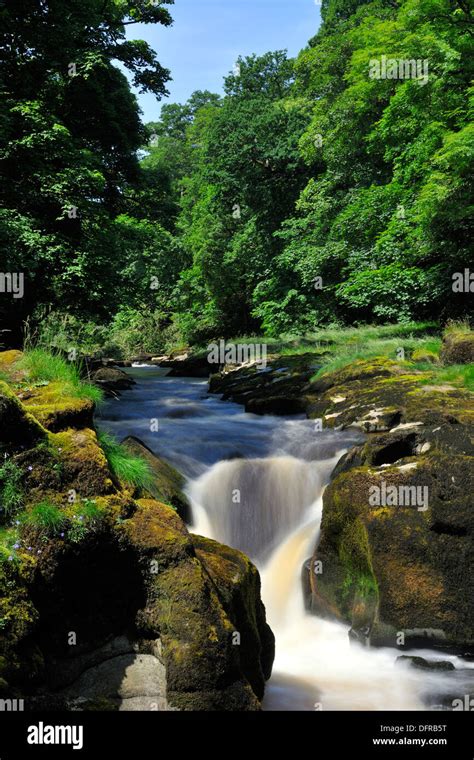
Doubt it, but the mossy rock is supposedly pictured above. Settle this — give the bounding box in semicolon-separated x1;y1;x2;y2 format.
441;330;474;365
118;500;273;709
52;429;115;496
90;367;135;394
311;450;474;650
121;437;191;521
0;350;23;374
411;349;439;364
193;534;275;698
0;369;274;710
0;380;47;451
19;382;94;431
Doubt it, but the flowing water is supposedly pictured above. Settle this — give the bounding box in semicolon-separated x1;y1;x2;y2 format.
97;366;474;711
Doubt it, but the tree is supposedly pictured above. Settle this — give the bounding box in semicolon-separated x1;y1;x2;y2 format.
0;0;174;344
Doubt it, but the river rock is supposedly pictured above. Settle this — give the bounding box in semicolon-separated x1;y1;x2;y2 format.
308;359;474;653
90;367;136;394
159;354;211;377
396;656;455;672
193;534;275;699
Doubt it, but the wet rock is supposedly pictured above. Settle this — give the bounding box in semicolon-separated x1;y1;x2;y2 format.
306;358;474;652
310;449;474;651
159;355;211;378
0;355;274;712
119;499;269;710
396;656;455;672
90;367;135;394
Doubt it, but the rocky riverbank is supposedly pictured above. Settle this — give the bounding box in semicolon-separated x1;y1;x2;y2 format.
208;335;474;657
0;350;274;711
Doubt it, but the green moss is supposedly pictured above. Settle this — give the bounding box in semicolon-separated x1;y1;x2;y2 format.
51;429;114;496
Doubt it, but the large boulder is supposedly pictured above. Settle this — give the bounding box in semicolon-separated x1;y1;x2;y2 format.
118;500;273;710
193;534;275;699
307;360;474;653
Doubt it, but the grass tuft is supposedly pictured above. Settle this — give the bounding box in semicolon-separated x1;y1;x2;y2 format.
97;431;153;489
24;501;67;536
17;349;103;404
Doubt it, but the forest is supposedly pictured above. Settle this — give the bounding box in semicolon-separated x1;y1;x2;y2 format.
1;0;472;354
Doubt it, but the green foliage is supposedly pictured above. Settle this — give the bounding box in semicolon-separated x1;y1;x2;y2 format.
248;0;473;333
420;363;474;392
0;526;20;564
68;499;103;543
0;0;173;341
18;350;103;404
0;460;24;524
98;431;153;489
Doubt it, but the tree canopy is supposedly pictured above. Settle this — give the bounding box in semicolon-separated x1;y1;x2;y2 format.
1;0;472;349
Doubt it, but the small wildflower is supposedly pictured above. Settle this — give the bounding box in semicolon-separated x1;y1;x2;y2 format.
13;543;20;549
27;466;33;471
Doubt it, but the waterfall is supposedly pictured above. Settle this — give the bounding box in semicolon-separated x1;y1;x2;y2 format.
189;455;333;561
189;451;460;711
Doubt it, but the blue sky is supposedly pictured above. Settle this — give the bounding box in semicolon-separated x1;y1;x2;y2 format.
127;0;322;123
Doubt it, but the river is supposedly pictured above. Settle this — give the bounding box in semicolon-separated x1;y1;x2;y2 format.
96;366;474;711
